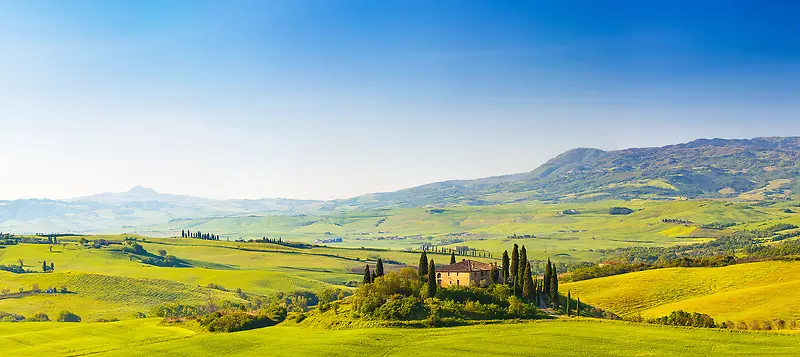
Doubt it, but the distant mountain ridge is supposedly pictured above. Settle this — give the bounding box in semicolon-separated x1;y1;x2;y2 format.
1;137;798;232
322;137;800;209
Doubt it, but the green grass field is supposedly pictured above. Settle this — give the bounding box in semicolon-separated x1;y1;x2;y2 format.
1;318;798;357
561;260;800;322
129;199;796;263
2;198;800;355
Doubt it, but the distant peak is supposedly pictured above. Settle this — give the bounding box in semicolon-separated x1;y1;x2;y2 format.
127;186;157;194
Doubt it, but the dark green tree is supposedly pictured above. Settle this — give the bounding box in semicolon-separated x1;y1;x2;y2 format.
363;265;371;284
516;245;527;296
550;262;559;308
522;261;533;298
576;297;580;317
567;290;572;316
418;252;429;279
50;262;54;271
543;258;552;297
501;250;510;283
375;258;384;277
450;252;456;265
490;265;500;284
510;244;519;286
42;260;47;272
426;260;437;298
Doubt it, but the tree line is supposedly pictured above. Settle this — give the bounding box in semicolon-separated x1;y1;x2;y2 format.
181;230;220;240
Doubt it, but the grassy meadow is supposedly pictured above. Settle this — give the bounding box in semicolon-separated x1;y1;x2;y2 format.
2;318;799;357
1;198;800;355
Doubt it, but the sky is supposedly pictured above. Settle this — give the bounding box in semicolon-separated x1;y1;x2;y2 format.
1;0;799;200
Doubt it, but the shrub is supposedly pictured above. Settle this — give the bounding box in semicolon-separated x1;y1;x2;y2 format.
203;312;276;333
206;282;228;291
647;310;715;328
150;303;203;318
122;242;147;255
373;296;425;320
609;207;634;215
27;312;49;322
57;311;81;322
0;311;25;322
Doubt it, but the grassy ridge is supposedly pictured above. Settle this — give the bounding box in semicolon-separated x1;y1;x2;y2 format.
561;261;800;322
3;319;799;357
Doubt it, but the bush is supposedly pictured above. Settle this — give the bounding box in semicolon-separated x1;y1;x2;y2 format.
122;242;147;255
373;296;425;320
206;282;228;291
202;312;276;333
27;312;50;322
57;311;81;322
151;303;203;318
0;311;25;322
609;207;634;215
647;310;715;328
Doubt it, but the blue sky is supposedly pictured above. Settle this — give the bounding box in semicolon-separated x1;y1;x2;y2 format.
1;1;799;200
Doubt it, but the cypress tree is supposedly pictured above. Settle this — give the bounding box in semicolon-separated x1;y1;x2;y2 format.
516;245;527;296
510;244;519;285
567;290;572;317
426;259;436;298
543;258;552;297
522;261;532;299
418;252;429;279
550;263;559;308
376;258;384;277
363;265;371;284
450;252;456;265
576;297;580;317
371;271;377;283
42;260;47;272
501;250;510;283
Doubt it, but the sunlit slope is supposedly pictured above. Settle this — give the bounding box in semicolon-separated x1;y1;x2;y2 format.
0;318;195;357
561;261;800;321
0;271;236;321
4;319;798;357
0;240;351;320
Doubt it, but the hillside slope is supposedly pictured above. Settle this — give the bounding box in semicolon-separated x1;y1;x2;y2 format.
561;260;800;322
2;137;798;232
325;137;800;209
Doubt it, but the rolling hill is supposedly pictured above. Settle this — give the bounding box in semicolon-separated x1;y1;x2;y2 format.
325;137;800;209
1;137;798;233
560;260;800;323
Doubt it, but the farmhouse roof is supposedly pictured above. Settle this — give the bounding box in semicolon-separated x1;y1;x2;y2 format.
438;259;493;272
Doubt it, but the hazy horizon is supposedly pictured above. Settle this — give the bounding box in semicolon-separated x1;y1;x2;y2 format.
3;1;799;201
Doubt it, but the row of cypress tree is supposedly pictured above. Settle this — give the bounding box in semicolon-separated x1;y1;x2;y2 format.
180;230;220;240
362;258;385;284
500;244;562;307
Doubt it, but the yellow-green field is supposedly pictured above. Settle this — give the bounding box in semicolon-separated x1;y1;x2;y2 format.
0;236;471;320
561;260;800;322
1;318;798;357
131;199;798;262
